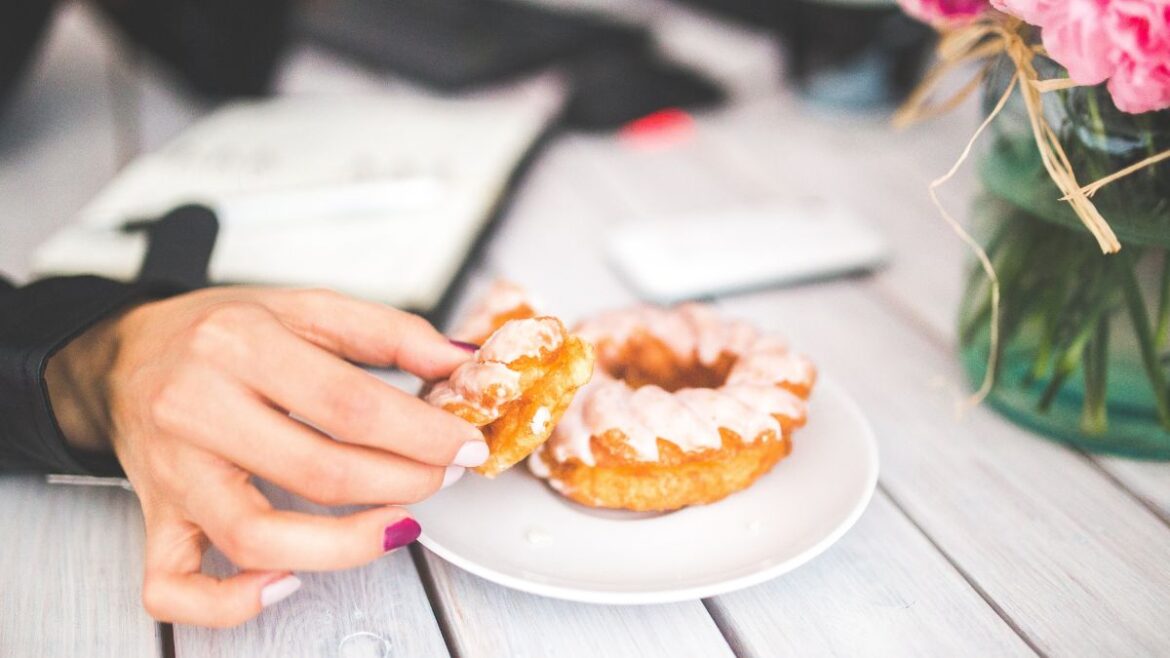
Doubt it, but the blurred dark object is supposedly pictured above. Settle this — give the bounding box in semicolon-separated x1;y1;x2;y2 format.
566;42;725;131
300;0;643;90
0;0;56;113
299;0;726;131
130;204;218;291
95;0;293;97
1;0;291;116
671;0;786;25
779;1;933;108
675;0;933;108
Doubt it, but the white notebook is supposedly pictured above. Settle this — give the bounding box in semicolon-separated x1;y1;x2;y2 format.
32;82;563;312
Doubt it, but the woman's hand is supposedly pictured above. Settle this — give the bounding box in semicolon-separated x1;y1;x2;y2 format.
45;287;485;627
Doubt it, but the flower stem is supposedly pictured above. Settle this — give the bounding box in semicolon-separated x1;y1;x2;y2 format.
1140;114;1158;187
1026;290;1064;383
1086;89;1108;148
1036;263;1116;412
1157;252;1170;350
1081;317;1109;435
1120;261;1170;431
1038;314;1097;412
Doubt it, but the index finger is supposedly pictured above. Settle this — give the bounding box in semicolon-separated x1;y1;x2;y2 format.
264;289;474;379
223;314;485;467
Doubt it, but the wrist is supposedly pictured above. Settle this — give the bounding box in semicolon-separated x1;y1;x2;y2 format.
45;306;130;454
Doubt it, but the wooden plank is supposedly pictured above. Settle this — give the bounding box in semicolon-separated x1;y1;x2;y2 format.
699;93;980;336
174;483;450;658
463;130;1026;656
704;493;1035;657
700;93;1170;546
1093;457;1170;523
0;4;122;280
413;202;736;658
0;477;161;657
138;43;458;658
420;550;734;658
0;6;162;657
720;282;1170;656
550;105;1170;653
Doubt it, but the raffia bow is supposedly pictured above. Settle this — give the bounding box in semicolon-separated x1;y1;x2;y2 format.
895;12;1170;406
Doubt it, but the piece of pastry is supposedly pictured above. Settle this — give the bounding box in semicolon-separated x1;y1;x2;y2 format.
529;303;816;511
424;283;594;477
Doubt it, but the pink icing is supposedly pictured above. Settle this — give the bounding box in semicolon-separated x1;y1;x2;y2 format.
545;303;813;465
583;379;659;460
680;304;740;364
426;315;562;423
451;280;532;342
721;384;807;422
479;317;563;364
424;381;463;409
673;388;781;440
630;385;722;452
577;304;771;367
726;351;815;388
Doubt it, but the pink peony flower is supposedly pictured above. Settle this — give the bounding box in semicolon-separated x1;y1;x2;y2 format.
1104;0;1170;113
1038;0;1116;86
991;0;1170;113
989;0;1058;26
899;0;990;26
1108;60;1170;113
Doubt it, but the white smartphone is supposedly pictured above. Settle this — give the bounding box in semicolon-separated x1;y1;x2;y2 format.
606;202;889;303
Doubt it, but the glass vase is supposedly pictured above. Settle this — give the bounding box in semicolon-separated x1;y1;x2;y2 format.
959;57;1170;459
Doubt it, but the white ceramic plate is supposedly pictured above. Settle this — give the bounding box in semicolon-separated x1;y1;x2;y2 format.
411;376;879;605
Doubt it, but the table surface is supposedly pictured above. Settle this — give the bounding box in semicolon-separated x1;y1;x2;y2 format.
3;5;1169;658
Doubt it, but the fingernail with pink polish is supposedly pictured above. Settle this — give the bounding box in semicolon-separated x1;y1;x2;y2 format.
260;574;302;608
453;440;490;467
383;518;422;552
449;339;479;353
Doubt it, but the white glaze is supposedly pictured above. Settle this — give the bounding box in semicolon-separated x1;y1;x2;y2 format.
426;361;523;417
526;450;551;477
530;406;552;434
451;361;522;402
543;304;813;467
721;384;807;421
679;303;751;365
629;385;722;452
452;279;532;343
424;381;463;409
479;317;563;364
578;303;767;367
582;379;660;461
548;386;597;466
576;307;695;361
427;315;564;425
673;387;780;441
726;351;815;388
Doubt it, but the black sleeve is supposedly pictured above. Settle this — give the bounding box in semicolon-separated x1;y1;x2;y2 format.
1;206;214;476
0;275;151;475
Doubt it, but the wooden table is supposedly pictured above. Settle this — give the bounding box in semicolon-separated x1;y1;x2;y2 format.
3;5;1169;657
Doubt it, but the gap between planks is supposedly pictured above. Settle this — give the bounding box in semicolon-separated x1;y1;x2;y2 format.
874;483;1047;658
410;544;460;658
